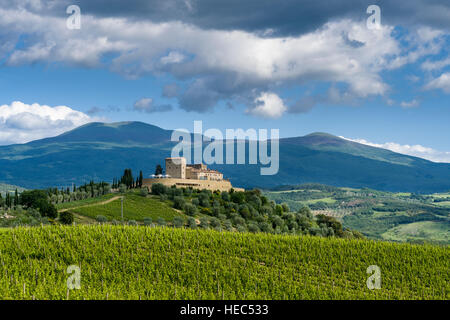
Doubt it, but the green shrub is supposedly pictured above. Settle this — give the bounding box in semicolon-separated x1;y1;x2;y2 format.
248;222;260;233
223;220;233;231
183;203;198;216
316;214;344;237
173;196;186;210
199;217;209;229
140;187;149;197
35;199;58;219
221;191;230;201
188;217;197;229
198;193;210;207
96;215;107;223
210;217;221;228
173;216;184;228
152;183;167;195
200;207;212;215
157;217;166;226
231;192;245;204
59;211;74;225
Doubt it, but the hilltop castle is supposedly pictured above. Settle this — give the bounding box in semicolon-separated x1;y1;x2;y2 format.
142;157;244;192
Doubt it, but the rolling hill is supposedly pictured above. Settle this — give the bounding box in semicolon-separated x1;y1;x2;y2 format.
0;183;26;196
1;121;450;193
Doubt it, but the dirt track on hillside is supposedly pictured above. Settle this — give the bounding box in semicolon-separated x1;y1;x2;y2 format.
58;196;123;213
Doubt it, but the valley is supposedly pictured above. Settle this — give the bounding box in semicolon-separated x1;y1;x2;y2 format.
264;184;450;244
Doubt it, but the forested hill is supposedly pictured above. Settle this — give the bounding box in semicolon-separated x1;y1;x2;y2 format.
0;121;449;193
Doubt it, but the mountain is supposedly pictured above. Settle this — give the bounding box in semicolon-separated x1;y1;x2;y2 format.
31;121;173;145
1;121;450;193
0;183;26;196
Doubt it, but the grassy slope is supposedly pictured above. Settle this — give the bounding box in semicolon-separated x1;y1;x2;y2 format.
56;193;117;210
382;221;450;243
69;193;182;222
0;225;448;300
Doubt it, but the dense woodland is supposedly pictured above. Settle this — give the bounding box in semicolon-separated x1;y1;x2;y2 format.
150;183;363;239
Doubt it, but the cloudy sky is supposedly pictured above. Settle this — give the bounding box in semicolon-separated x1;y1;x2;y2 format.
0;0;449;162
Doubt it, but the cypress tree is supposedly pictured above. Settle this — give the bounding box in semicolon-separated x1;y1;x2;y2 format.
155;164;163;175
121;169;134;189
14;189;19;207
139;171;143;188
6;193;11;208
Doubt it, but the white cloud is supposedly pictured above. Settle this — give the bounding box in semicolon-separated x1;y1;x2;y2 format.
424;72;450;93
133;98;154;112
0;8;437;112
160;51;186;64
0;101;93;145
421;56;450;71
387;27;445;70
406;74;420;83
400;99;420;108
246;92;287;118
341;136;450;163
133;98;173;113
0;8;445;115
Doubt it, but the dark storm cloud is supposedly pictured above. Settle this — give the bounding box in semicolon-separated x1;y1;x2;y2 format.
3;0;448;116
162;83;179;98
176;74;269;112
10;0;450;36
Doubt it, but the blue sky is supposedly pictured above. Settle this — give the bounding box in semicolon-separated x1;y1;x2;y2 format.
0;0;449;162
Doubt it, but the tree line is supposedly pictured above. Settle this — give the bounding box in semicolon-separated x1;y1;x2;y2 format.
150;183;364;239
0;189;19;209
112;169;144;190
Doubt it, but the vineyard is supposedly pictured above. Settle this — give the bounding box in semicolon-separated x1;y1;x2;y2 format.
69;193;183;222
0;225;448;300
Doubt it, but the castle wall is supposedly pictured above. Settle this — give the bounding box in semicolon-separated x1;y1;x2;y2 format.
143;178;244;192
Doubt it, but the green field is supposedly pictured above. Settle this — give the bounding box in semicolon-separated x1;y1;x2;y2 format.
69;193;182;222
0;225;448;300
303;197;337;205
382;221;450;243
436;201;450;207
